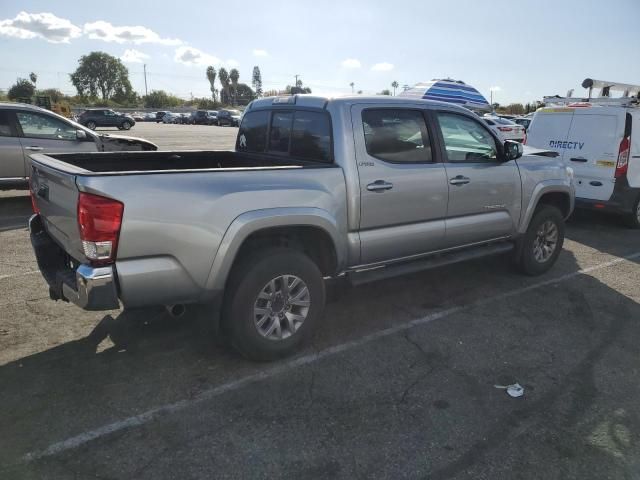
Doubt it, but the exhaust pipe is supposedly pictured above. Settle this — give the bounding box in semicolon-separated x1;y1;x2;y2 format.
166;304;186;318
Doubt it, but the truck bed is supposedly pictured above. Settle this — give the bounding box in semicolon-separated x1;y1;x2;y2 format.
34;150;333;175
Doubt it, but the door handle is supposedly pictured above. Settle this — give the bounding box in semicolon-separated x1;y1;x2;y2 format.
367;180;394;192
449;175;470;186
26;146;43;151
570;157;587;162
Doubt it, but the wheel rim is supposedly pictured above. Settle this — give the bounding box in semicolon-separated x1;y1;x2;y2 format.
533;220;558;263
253;275;310;341
123;122;130;130
88;122;95;130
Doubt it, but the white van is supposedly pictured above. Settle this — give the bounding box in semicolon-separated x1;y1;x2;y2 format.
526;104;640;227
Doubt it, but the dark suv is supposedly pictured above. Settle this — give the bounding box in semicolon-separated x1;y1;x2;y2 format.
217;109;242;127
78;109;136;130
190;110;216;125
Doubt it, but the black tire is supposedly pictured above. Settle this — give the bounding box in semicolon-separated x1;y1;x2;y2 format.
86;121;96;130
624;194;640;229
121;121;131;130
516;205;565;276
222;247;326;361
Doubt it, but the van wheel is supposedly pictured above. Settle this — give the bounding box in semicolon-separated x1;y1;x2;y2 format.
625;195;640;229
516;205;565;276
223;248;325;361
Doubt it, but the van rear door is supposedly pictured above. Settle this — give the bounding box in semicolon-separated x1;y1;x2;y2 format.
565;111;620;201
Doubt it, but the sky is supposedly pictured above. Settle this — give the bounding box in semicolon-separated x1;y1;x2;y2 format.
1;0;639;105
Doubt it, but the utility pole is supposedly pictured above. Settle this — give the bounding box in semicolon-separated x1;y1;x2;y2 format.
143;64;148;97
294;74;299;87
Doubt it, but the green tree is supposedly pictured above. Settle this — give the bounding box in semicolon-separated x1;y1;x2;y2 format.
505;103;525;115
391;81;399;96
287;78;311;95
218;67;230;104
70;51;134;101
143;90;182;108
229;68;240;105
206;66;217;102
235;83;255;105
29;72;38;86
349;82;354;93
252;66;263;97
37;88;67;103
8;78;36;100
378;89;391;95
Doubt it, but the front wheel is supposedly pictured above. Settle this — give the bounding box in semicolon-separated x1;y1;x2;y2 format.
516;205;565;276
222;248;326;361
86;121;96;130
121;121;131;130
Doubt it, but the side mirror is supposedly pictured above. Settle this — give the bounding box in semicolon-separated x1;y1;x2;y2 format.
76;129;87;140
503;140;523;161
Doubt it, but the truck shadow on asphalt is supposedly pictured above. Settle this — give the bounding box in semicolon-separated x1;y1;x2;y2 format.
2;231;640;478
566;209;640;264
0;195;31;233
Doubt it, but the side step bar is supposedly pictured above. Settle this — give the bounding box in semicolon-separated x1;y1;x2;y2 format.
348;242;514;286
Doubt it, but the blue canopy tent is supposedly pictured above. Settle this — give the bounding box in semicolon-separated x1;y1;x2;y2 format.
399;79;491;112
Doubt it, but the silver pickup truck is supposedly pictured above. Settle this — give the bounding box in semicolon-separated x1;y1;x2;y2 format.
29;95;575;360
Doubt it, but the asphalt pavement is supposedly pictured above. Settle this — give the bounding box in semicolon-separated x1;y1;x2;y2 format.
1;123;639;479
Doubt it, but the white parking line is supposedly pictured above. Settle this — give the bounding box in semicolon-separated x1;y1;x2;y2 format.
23;252;640;462
0;271;39;281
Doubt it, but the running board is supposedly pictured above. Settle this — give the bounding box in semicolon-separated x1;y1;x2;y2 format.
348;242;514;286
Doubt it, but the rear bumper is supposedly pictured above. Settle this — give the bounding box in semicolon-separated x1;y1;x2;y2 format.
29;214;120;311
576;184;640;215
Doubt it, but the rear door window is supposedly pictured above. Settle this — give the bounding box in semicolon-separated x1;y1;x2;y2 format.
0;111;14;136
361;109;432;163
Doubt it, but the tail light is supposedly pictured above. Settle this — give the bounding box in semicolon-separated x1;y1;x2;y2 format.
28;178;40;214
497;127;513;132
77;192;124;265
615;136;630;178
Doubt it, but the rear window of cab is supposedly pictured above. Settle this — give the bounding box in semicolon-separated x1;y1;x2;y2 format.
237;109;332;163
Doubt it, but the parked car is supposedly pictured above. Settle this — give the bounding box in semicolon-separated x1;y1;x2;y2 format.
483;116;526;142
155;111;167;123
77;109;136;131
0;103;157;189
208;111;219;124
29;95;574;360
131;112;145;122
513;117;532;131
144;112;156;122
217;109;242;126
526;103;640;227
162;112;180;124
191;110;216;125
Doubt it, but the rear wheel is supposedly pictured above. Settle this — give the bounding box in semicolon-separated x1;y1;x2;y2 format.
516;205;565;275
624;195;640;229
86;121;96;130
222;248;325;361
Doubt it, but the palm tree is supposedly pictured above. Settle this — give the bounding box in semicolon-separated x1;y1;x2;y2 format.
218;68;230;104
391;81;399;96
229;68;240;105
206;66;217;102
349;82;354;93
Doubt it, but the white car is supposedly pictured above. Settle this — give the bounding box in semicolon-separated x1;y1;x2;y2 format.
527;103;640;227
483;116;526;142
